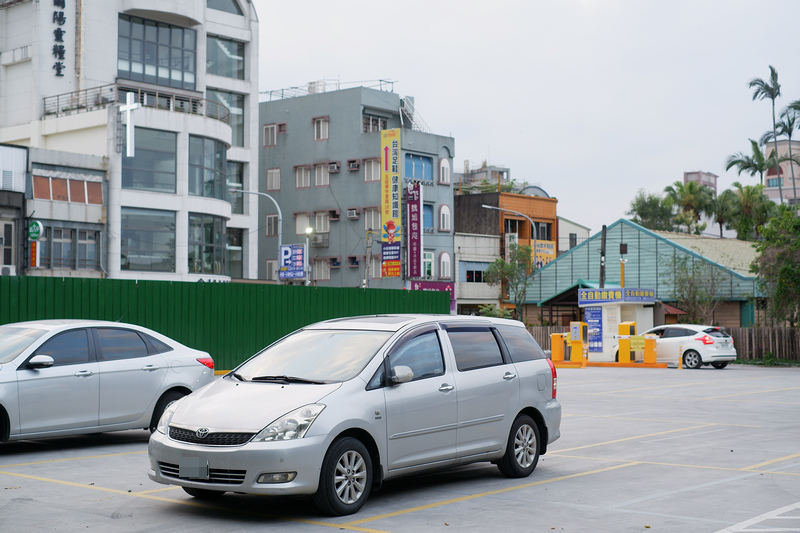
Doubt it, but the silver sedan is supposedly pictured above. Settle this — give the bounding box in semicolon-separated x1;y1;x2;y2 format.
148;314;561;516
0;320;215;441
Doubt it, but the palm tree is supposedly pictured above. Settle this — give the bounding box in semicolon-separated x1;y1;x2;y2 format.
749;66;783;202
663;180;713;233
706;189;737;238
726;139;776;186
731;182;776;240
760;108;800;205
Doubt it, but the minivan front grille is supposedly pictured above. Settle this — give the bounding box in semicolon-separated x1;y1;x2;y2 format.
169;426;254;446
158;462;246;484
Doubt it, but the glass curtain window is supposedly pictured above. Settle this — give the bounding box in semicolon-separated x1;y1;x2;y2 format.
118;15;196;90
227;228;243;279
122;128;177;193
206;35;244;79
207;0;243;15
121;208;176;272
207;89;244;147
188;213;226;275
227;161;244;214
189;135;227;199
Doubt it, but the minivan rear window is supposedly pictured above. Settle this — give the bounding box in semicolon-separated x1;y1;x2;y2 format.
497;325;546;362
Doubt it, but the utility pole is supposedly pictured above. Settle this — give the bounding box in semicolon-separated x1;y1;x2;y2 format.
599;225;607;288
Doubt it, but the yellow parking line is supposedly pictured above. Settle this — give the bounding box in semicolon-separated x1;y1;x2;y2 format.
553;424;715;453
0;469;388;532
702;386;800;400
742;452;800;471
343;463;637;527
0;450;146;468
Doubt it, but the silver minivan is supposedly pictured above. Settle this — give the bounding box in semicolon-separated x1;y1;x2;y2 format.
148;315;561;515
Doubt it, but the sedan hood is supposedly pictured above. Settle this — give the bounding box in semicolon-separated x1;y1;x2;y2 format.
169;377;342;432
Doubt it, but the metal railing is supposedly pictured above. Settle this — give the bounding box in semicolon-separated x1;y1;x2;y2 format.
43;84;230;124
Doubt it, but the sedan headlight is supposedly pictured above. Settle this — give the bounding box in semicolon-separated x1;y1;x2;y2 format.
253;404;325;442
156;400;181;435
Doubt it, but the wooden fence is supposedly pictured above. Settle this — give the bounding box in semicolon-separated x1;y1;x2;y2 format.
528;326;800;362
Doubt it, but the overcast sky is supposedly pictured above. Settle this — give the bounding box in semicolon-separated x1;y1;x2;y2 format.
251;0;800;234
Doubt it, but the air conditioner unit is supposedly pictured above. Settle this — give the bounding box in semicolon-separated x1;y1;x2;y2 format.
348;159;360;171
328;161;340;173
0;265;16;276
346;208;359;219
311;234;327;246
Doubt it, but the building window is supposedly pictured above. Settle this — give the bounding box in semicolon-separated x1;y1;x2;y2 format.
313;117;328;140
228;161;244;214
266;260;278;281
464;263;487;282
315;164;329;187
77;230;100;270
227;228;243;279
51;228;75;269
439;205;451;231
188;213;226;275
439;158;451;184
364;208;380;231
313;258;330;281
207;0;243;15
423;204;434;233
263;124;277;147
1;221;13;266
117;15;196;90
295;166;310;188
767;177;784;188
569;233;577;249
370;255;381;279
295;213;310;235
122;128;177;193
266;214;279;236
423;251;434;278
364;159;380;182
266;168;280;191
315;212;330;233
363;114;387;133
439;252;451;279
121;207;175;272
208;89;244;147
206;35;244;79
189;136;227;199
404;154;433;183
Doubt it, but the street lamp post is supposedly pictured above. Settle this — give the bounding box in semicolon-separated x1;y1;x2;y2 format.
229;189;282;283
481;204;538;266
305;226;313;286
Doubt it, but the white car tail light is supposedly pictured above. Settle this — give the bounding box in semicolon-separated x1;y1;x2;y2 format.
697;335;715;345
197;357;215;369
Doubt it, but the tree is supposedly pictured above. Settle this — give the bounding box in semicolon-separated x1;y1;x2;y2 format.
706;189;738;238
663;180;713;234
666;255;727;324
484;243;534;321
749;66;783;202
752;206;800;326
726;139;778;186
731;181;776;240
762;107;800;203
626;189;675;231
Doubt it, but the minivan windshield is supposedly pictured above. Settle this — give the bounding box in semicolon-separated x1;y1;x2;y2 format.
235;329;393;383
0;326;48;364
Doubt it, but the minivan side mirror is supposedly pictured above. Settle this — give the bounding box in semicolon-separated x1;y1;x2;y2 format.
27;355;55;369
390;365;414;384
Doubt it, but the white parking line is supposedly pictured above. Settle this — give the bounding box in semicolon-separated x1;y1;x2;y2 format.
715;501;800;532
642;428;728;443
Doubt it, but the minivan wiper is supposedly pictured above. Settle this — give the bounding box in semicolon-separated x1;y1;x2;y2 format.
250;375;326;384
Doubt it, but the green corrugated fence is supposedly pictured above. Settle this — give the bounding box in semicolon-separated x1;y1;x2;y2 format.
0;277;450;371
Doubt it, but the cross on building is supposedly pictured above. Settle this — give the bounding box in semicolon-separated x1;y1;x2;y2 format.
119;92;139;157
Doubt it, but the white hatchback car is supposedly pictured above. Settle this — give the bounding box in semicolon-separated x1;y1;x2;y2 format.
617;324;737;369
0;320;215;442
148;315;561;516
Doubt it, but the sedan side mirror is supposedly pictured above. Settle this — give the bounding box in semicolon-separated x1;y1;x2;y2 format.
27;355;55;369
390;365;414;384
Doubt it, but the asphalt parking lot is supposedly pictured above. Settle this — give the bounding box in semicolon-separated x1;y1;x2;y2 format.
1;365;799;532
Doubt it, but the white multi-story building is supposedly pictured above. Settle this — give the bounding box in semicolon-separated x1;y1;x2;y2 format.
0;0;260;281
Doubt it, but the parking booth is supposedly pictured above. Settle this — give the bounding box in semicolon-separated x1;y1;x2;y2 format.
569;321;588;364
550;332;568;362
577;287;655;362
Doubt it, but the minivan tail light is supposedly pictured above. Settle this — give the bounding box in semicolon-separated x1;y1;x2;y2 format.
197;357;215;369
547;358;557;399
697;335;715;345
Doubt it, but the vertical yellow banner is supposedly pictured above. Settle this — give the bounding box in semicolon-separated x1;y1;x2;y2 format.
380;128;401;243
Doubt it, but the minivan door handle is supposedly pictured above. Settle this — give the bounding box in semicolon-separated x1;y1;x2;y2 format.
503;372;517;381
438;384;454;392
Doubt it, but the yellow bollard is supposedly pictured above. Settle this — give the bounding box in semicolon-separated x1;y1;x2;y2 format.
678;345;683;369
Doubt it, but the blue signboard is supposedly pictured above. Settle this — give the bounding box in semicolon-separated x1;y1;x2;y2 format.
578;288;655;306
279;244;306;280
585;306;603;353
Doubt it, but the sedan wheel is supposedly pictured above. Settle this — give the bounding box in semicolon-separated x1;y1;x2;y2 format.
683;350;702;369
497;415;540;478
312;437;372;516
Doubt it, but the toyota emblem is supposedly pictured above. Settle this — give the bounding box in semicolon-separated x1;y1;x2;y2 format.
195;427;210;439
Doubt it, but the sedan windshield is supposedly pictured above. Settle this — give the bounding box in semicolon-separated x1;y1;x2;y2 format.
0;326;48;364
235;329;393;383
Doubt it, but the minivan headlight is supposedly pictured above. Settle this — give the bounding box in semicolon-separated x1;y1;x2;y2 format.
253;404;325;442
156;401;181;434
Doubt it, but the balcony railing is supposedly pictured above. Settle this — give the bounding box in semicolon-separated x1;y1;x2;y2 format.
42;84;230;124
